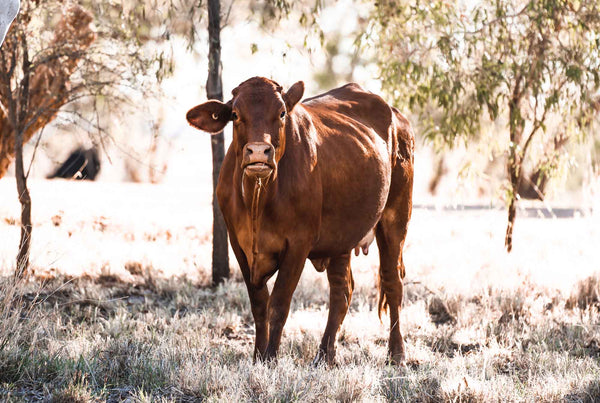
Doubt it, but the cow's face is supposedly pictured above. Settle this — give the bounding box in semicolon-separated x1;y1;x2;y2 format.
186;77;304;181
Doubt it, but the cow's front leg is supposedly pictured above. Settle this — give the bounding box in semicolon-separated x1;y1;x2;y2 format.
246;283;270;360
229;236;271;361
264;248;308;361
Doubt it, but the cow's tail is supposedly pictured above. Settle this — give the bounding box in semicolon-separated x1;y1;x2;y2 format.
390;106;414;168
376;106;414;321
377;253;407;319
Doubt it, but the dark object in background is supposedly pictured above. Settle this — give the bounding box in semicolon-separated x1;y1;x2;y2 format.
517;169;548;201
47;147;100;180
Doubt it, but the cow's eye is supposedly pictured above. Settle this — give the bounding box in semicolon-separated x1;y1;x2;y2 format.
280;110;286;119
232;111;238;121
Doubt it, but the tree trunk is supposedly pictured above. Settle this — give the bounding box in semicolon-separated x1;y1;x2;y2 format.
14;129;31;278
0;5;94;278
207;0;229;285
505;102;523;253
505;141;520;252
504;192;517;253
504;80;527;253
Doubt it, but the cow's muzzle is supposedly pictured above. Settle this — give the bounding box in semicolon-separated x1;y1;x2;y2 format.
242;142;275;179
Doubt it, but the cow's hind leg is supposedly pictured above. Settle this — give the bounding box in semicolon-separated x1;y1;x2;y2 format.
376;158;413;365
313;253;353;366
376;220;407;365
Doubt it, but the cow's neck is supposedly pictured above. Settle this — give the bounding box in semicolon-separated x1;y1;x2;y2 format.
249;175;263;272
241;172;274;211
240;172;276;276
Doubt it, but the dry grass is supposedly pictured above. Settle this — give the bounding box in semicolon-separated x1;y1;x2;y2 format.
1;274;598;402
0;179;599;401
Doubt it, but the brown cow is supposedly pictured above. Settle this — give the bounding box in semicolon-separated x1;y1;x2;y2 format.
186;77;414;365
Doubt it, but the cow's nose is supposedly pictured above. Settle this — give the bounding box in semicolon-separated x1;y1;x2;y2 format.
244;142;273;161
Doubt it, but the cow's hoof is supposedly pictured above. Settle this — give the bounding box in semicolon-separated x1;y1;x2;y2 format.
254;350;278;365
312;348;336;367
387;353;407;368
311;349;326;367
263;349;278;364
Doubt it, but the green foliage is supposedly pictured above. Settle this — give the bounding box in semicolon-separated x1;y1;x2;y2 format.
252;0;326;47
80;0;204;76
367;0;600;249
367;0;600;148
257;0;323;26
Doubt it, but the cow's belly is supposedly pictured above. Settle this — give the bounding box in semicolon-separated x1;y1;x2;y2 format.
310;135;391;256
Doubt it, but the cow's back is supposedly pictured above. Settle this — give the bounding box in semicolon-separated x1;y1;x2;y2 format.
300;84;399;257
303;83;394;145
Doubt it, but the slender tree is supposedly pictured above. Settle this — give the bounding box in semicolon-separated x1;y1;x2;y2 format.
206;0;229;285
0;4;96;277
368;0;600;251
0;0;176;277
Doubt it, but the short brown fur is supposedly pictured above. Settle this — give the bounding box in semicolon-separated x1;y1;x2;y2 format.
187;77;414;365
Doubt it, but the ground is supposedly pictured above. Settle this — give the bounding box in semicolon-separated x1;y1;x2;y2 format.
0;178;599;401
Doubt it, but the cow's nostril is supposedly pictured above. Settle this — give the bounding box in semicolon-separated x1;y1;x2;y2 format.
245;143;273;161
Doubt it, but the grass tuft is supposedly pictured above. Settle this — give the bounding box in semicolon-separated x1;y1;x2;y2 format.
567;274;600;310
427;295;457;325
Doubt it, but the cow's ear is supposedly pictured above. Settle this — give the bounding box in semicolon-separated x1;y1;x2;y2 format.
186;100;232;133
283;81;304;112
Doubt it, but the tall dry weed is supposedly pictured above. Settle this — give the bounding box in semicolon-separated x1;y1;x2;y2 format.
567;274;600;310
0;277;46;383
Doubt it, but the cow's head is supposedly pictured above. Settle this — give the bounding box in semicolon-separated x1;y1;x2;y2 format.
186;77;304;181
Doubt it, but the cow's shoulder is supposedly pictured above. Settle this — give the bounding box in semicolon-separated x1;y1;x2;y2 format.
303;82;384;108
303;83;394;138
